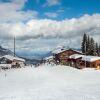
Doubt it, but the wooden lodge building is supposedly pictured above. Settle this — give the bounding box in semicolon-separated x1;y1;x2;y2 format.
0;55;25;69
52;48;82;65
51;48;100;69
69;54;100;69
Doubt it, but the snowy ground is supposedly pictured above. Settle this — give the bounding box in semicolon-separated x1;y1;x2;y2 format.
0;64;100;100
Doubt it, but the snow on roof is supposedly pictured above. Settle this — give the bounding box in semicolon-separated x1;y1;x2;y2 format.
52;46;67;54
72;49;82;54
52;48;82;54
2;55;25;62
44;56;53;60
69;54;100;62
69;54;84;59
52;48;66;54
82;56;100;62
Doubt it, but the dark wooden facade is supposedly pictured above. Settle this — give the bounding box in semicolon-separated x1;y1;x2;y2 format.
78;60;100;69
68;57;83;69
69;57;100;69
53;49;82;65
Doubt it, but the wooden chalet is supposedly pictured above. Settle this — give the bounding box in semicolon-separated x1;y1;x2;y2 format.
69;54;100;69
80;56;100;69
52;48;82;65
0;55;25;69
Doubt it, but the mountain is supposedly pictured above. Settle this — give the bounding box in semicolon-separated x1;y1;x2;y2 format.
0;46;43;65
0;46;14;56
23;58;42;65
20;51;52;65
0;45;81;65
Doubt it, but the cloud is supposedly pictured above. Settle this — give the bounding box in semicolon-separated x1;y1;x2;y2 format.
0;0;38;22
1;38;65;58
57;9;64;13
0;13;100;52
0;14;100;40
57;7;70;13
43;0;61;7
44;12;58;18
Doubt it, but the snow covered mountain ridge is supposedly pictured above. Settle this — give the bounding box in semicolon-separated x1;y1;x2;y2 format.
0;46;14;56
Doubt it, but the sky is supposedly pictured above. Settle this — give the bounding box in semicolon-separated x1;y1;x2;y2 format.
0;0;100;58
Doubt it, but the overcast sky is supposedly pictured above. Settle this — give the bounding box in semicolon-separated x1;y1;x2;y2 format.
0;0;100;58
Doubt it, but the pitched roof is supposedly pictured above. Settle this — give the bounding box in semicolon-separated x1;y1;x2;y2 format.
52;48;82;54
52;48;66;54
69;54;84;59
2;55;25;62
69;54;100;62
82;56;100;62
44;56;53;60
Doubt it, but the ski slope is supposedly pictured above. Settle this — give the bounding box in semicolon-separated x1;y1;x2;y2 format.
0;64;100;100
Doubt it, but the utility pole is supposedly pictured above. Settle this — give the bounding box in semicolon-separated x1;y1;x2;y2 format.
14;36;15;57
85;41;86;68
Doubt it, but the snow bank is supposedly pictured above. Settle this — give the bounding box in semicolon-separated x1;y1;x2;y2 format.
0;64;11;69
0;64;100;100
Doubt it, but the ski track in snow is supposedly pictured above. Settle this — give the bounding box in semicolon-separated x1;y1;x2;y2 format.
0;64;100;100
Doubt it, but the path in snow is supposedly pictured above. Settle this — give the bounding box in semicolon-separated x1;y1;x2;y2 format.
0;64;100;100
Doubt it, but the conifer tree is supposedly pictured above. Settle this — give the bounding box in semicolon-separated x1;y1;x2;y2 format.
81;33;87;54
87;35;90;55
81;33;99;56
89;37;95;55
98;45;100;56
95;43;99;56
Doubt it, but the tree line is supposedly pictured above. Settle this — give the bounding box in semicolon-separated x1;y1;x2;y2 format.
81;33;100;56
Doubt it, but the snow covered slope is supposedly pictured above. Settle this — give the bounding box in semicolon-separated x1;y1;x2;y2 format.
0;65;100;100
0;46;13;56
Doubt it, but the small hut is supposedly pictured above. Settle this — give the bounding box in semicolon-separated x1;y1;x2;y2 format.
0;55;25;69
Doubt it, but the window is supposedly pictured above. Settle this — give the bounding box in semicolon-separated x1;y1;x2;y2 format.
97;64;100;66
92;64;95;67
